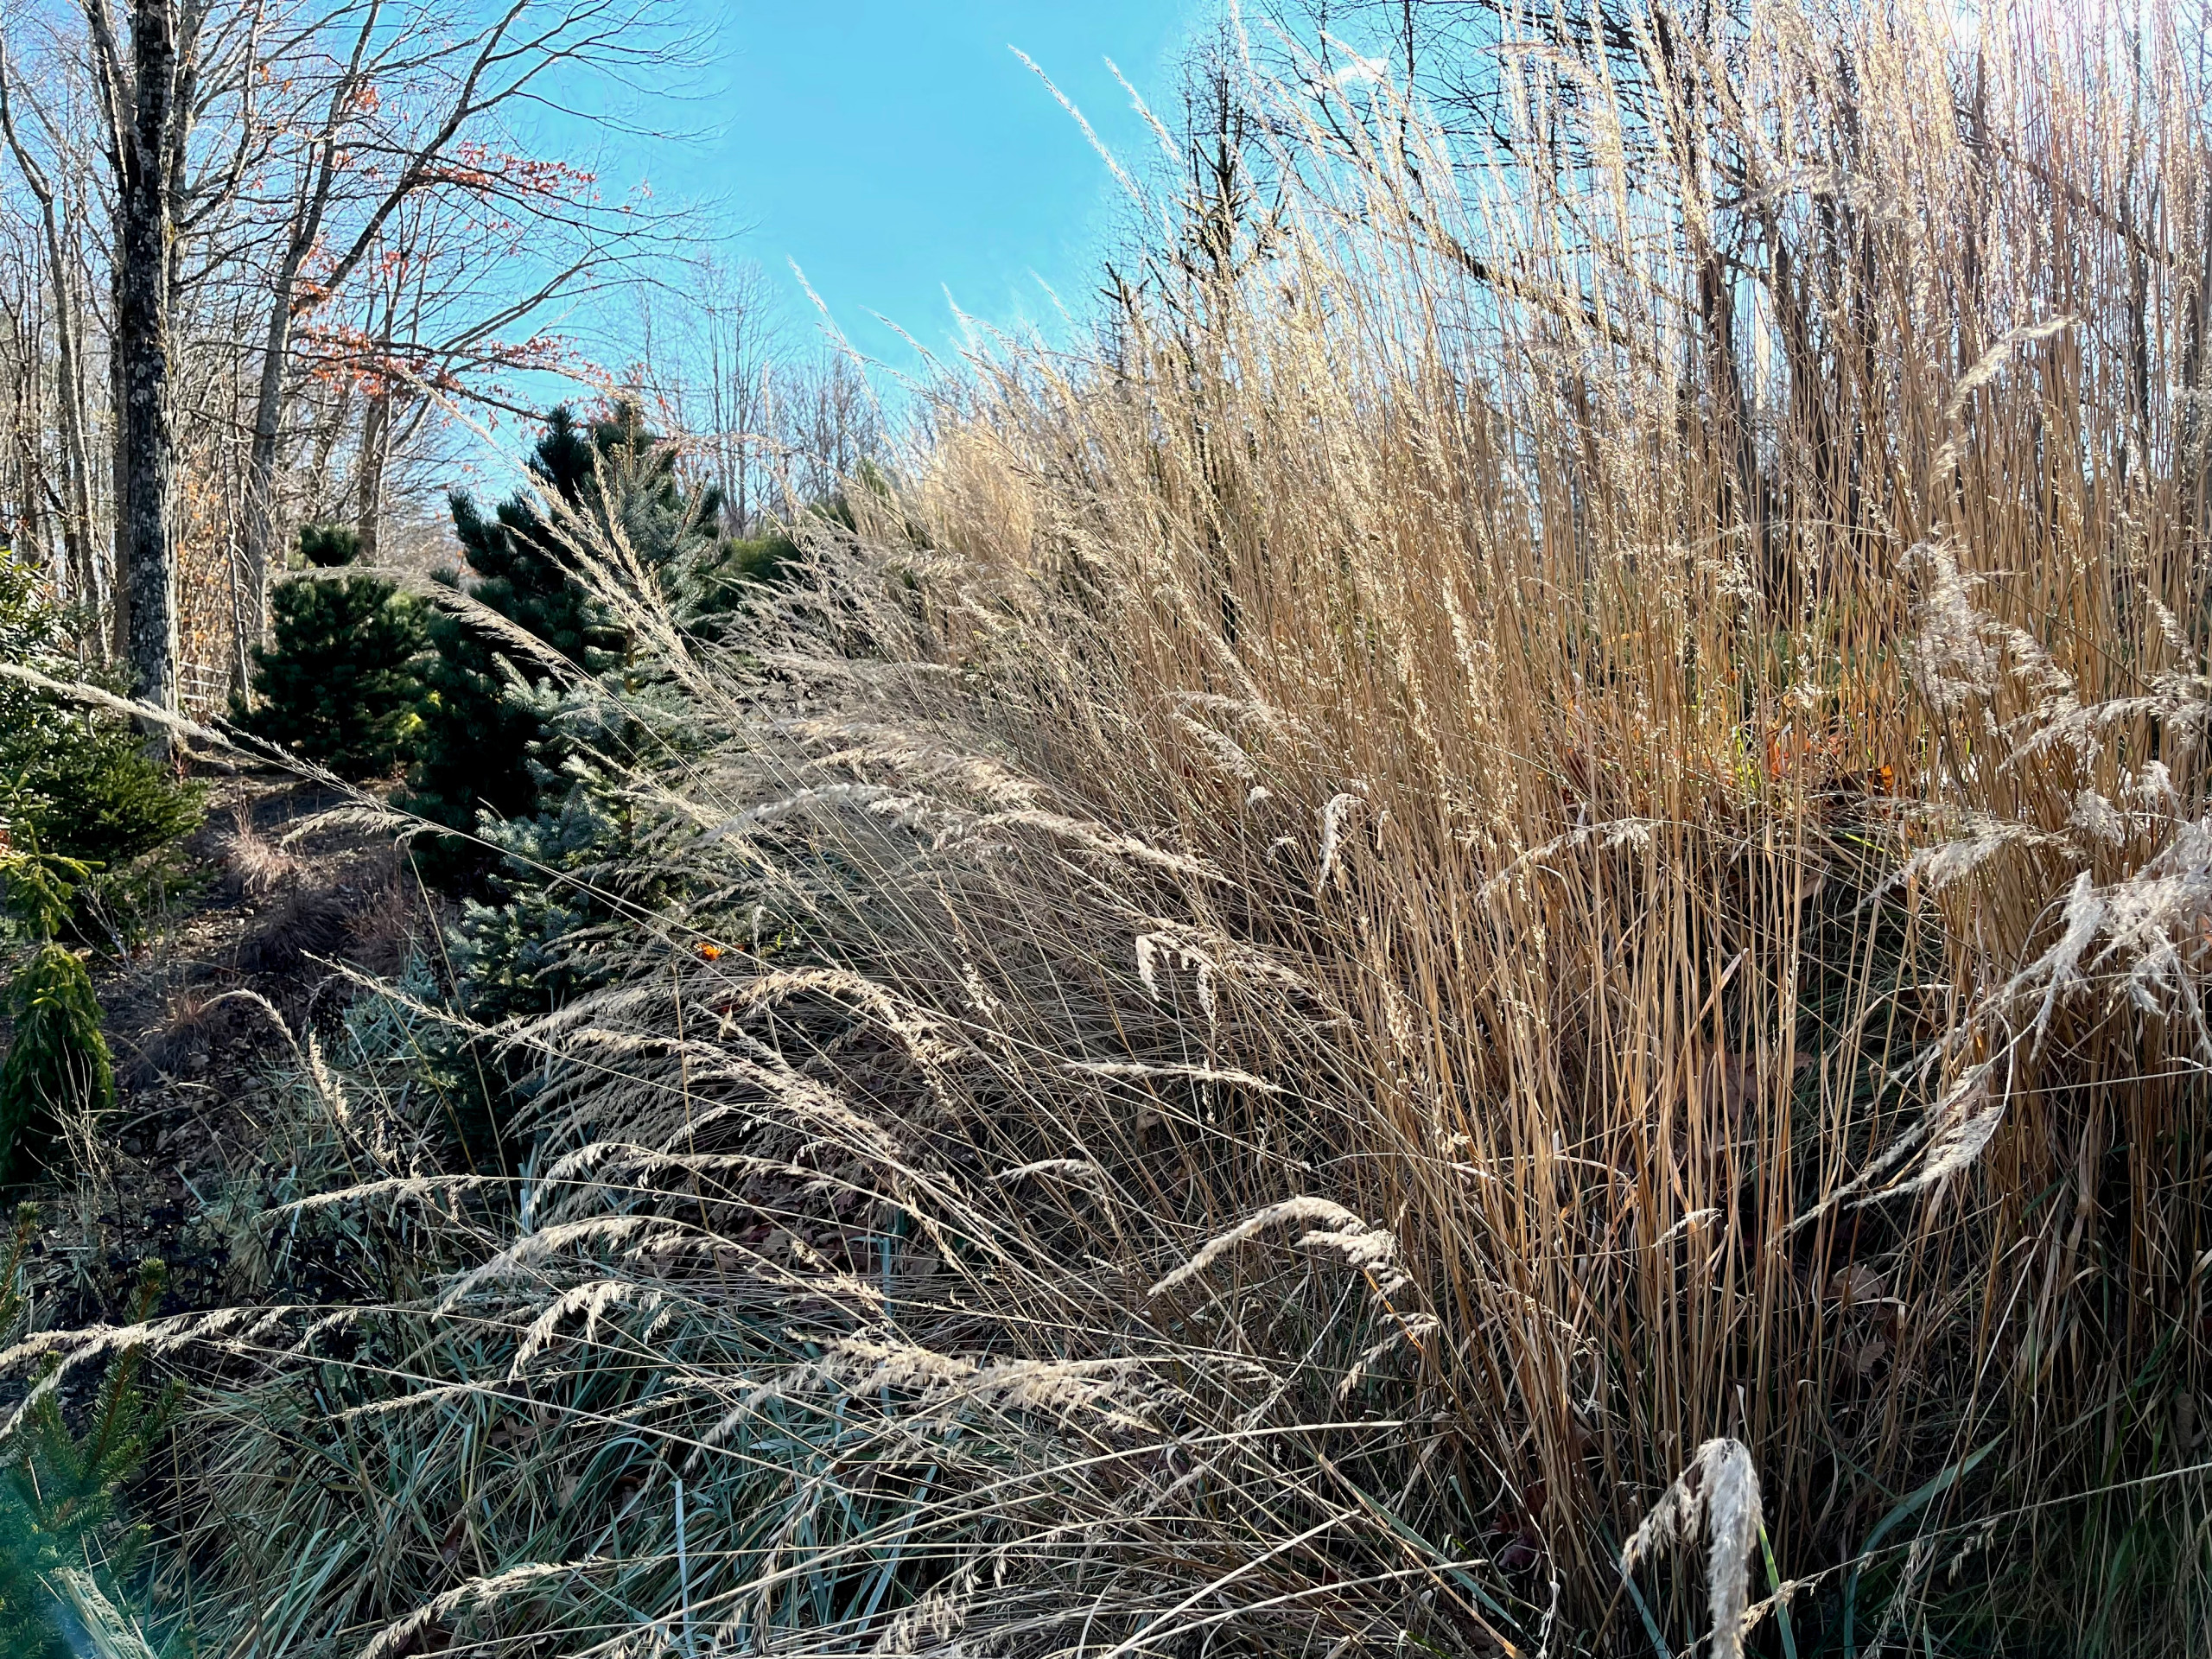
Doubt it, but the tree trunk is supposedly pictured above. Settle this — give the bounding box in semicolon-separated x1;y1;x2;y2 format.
237;296;289;690
356;385;389;563
52;282;99;639
108;327;128;665
117;155;176;718
106;0;185;730
28;192;97;635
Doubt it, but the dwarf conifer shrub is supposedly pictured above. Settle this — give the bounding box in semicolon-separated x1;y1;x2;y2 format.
0;551;203;942
297;521;362;569
235;527;425;779
0;944;111;1185
8;724;203;920
0;1249;176;1655
681;524;801;615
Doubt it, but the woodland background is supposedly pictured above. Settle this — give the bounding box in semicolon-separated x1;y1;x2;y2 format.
0;0;884;712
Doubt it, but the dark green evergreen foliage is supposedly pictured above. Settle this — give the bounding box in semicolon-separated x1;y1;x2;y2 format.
236;561;426;779
7;723;205;912
0;550;65;668
403;404;726;859
0;944;113;1184
0;1247;177;1656
679;462;920;620
296;522;363;569
434;785;679;1166
683;524;802;615
0;848;84;944
0;551;204;944
0;836;109;1186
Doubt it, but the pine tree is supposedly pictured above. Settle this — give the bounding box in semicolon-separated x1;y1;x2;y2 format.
401;404;723;863
296;521;362;569
234;526;425;779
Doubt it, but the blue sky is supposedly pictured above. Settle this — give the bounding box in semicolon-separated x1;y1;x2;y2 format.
627;2;1206;372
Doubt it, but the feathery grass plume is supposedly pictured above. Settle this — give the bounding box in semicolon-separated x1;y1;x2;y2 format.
1620;1439;1765;1659
1149;1197;1412;1301
1314;791;1362;888
47;1568;161;1659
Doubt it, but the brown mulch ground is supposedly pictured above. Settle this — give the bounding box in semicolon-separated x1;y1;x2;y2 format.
24;771;433;1330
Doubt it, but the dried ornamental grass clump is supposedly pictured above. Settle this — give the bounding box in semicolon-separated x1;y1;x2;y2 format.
110;1;2212;1655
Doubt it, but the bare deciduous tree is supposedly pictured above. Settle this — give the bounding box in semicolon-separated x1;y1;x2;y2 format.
628;253;787;531
0;0;702;702
0;42;101;632
86;0;207;717
237;0;691;658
